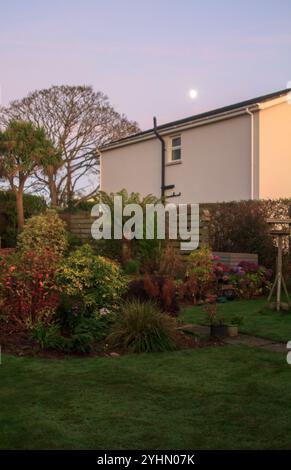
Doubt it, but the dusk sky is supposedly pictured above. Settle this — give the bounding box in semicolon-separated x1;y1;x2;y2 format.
1;0;291;129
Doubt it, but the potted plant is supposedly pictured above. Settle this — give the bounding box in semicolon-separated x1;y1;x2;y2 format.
227;315;243;337
203;304;228;338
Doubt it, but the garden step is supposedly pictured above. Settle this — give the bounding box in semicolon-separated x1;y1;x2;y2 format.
224;335;274;348
225;335;287;353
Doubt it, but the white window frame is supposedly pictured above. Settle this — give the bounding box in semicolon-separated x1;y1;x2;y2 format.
169;135;182;162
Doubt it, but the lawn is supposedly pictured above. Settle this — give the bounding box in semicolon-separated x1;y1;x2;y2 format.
181;298;291;343
1;345;291;450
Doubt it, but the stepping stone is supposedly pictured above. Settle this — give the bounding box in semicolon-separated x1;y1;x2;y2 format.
224;335;274;348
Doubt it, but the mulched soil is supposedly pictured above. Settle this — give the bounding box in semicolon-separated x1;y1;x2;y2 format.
0;323;223;360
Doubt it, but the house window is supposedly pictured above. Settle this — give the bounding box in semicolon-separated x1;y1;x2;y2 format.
170;135;181;161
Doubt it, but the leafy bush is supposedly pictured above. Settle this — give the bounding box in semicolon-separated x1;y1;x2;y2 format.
17;210;68;259
0;190;46;247
158;244;185;279
230;261;272;299
70;332;94;353
0;250;60;329
186;246;213;282
57;244;127;312
30;320;95;353
30;321;63;350
124;258;141;275
73;313;114;342
179;246;215;304
108;300;177;353
56;294;86;328
126;274;179;314
94;189;161;269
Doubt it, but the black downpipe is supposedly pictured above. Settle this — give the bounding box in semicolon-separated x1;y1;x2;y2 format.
153;117;165;199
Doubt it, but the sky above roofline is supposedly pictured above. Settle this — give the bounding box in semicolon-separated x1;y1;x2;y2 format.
1;0;291;129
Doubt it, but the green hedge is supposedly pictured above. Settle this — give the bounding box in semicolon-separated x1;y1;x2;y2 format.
207;199;291;268
0;191;46;247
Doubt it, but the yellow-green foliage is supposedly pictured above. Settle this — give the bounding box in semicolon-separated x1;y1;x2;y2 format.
187;245;213;282
17;210;68;259
57;244;127;311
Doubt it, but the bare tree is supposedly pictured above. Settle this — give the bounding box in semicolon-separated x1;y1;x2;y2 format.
0;86;140;207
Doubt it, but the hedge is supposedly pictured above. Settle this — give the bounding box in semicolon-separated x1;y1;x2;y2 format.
0;190;46;247
207;199;291;268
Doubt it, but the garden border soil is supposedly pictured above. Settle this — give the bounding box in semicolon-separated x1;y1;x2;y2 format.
0;324;223;359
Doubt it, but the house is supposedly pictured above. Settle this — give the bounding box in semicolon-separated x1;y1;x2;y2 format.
100;89;291;203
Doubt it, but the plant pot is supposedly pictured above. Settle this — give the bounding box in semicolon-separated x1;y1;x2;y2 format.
227;325;238;337
210;325;228;338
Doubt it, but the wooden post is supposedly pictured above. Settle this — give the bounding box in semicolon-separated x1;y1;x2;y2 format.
266;218;291;311
276;236;283;312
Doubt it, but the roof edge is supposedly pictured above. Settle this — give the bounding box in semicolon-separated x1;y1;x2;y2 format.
101;88;291;152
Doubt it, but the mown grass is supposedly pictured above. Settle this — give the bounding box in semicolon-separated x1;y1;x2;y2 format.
1;344;291;449
181;298;291;342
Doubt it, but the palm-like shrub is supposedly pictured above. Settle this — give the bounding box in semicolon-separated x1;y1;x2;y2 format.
108;300;177;353
94;189;162;267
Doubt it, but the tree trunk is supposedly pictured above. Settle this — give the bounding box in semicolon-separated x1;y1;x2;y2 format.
16;189;24;232
66;161;73;207
122;237;132;265
49;176;58;208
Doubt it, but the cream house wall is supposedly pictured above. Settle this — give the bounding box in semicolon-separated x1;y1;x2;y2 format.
100;138;161;196
101;113;253;203
164;114;252;203
258;99;291;199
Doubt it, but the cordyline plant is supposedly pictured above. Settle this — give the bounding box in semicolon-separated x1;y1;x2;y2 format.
0;120;59;231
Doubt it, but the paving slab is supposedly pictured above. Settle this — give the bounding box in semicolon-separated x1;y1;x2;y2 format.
224;335;274;348
181;324;286;354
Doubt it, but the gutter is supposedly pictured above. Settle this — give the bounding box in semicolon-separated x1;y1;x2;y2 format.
245;108;255;200
153;116;166;199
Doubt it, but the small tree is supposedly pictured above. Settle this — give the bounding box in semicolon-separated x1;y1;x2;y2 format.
0;120;58;231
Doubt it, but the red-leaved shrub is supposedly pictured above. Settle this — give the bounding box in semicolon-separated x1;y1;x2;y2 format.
0;249;60;329
125;274;179;315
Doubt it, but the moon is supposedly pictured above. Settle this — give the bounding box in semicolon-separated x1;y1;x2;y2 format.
189;89;198;99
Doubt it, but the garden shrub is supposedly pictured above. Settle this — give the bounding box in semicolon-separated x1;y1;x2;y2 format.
126;274;179;314
30;320;95;354
211;258;272;300
158;244;185;279
73;315;112;342
57;244;127;313
0;249;60;329
179;246;215;304
70;332;94;353
55;294;87;331
229;261;272;299
17;210;68;259
124;258;141;275
92;239;123;262
108;300;177;353
30;321;63;350
93;189;162;269
0;190;46;247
